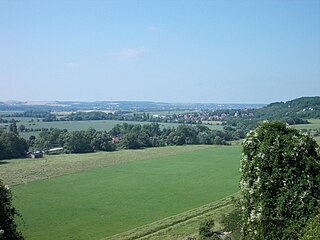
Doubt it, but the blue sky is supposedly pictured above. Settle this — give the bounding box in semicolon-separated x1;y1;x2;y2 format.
0;0;319;104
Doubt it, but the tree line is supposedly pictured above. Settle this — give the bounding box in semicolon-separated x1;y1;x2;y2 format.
1;121;249;160
33;123;239;154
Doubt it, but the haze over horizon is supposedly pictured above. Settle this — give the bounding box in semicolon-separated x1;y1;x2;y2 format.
1;0;319;104
0;97;318;106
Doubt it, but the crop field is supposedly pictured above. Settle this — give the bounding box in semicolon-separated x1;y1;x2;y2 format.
10;145;241;240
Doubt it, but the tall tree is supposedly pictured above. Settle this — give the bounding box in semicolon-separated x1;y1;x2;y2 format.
0;180;24;240
9;122;17;134
240;122;320;240
0;132;28;160
63;131;93;153
90;131;115;151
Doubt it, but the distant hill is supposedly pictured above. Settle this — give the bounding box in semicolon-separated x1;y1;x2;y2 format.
0;100;265;112
254;96;320;122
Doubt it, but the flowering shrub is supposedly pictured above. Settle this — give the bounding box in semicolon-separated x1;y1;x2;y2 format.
240;122;320;240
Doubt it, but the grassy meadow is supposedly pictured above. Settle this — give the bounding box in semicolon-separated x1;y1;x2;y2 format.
292;119;320;145
104;192;240;240
292;118;320;130
1;145;211;186
11;145;241;240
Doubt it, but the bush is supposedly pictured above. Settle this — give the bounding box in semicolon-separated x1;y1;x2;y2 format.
199;218;215;239
240;121;320;240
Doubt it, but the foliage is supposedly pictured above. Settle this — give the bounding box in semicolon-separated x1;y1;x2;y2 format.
32;122;233;153
63;130;94;153
254;97;320;120
240;121;320;240
300;212;320;240
221;199;242;240
0;132;28;160
35;128;66;150
60;111;111;121
34;127;115;153
199;218;215;239
9;110;54;119
0;180;24;240
9;122;17;134
90;131;115;151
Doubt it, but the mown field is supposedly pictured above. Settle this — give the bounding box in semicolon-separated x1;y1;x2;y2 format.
10;145;241;240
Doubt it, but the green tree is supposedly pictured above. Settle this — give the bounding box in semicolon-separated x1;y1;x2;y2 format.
213;136;225;145
27;136;36;148
0;132;28;160
121;131;143;149
221;200;241;240
35;128;66;150
9;122;17;134
18;125;25;133
0;180;24;240
90;131;115;151
240;122;320;240
63;131;93;153
300;212;320;240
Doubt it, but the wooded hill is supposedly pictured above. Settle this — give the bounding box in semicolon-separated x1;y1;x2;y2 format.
254;96;320;121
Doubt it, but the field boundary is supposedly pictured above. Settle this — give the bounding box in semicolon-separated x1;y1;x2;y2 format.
102;192;239;240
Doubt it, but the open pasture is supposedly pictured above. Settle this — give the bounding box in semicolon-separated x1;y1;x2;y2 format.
293;119;320;130
1;145;210;186
12;146;241;240
292;119;320;145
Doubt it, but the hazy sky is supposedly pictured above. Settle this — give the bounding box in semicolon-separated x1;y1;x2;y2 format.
0;0;319;104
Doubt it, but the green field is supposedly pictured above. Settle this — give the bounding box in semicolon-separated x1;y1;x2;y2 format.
292;119;320;145
11;146;241;240
1;145;211;186
292;119;320;130
0;117;223;139
105;193;239;240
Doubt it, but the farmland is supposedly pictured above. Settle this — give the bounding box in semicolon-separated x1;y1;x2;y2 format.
0;117;223;139
292;118;320;130
292;119;320;144
10;145;241;240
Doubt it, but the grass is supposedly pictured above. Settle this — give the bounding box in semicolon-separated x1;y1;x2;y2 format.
0;145;211;186
292;119;320;130
292;119;320;145
11;146;241;240
104;193;239;240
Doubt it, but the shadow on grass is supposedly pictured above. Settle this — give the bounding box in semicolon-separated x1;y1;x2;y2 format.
0;160;8;165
